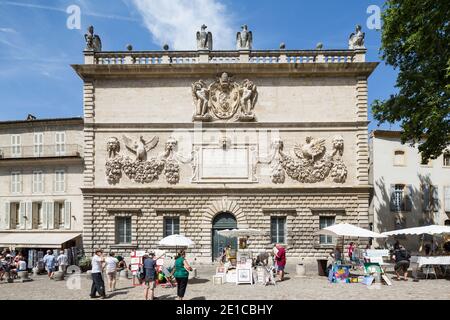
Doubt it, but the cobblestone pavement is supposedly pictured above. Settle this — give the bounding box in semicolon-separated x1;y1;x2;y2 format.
1;264;450;300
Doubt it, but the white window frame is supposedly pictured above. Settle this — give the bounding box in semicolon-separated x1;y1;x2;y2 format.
116;216;132;244
54;170;65;192
32;170;44;193
11;135;21;157
55;132;66;156
319;216;335;244
443;152;450;168
270;216;286;244
34;132;44;157
164;217;180;237
11;171;22;194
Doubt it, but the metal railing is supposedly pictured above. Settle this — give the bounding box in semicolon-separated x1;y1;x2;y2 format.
0;144;82;159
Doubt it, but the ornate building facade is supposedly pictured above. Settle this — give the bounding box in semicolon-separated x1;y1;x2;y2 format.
74;25;377;264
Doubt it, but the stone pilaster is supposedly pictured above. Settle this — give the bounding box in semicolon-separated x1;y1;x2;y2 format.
356;76;369;185
83;81;95;187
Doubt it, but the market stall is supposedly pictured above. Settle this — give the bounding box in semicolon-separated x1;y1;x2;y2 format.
315;223;388;285
213;228;272;285
381;225;450;280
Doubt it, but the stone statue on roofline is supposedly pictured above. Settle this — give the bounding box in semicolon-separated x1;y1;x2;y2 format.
236;24;253;50
84;25;102;51
196;24;213;50
348;24;365;49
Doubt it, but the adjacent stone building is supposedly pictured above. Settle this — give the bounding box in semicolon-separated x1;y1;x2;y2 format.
73;25;377;264
369;130;450;249
0;117;84;264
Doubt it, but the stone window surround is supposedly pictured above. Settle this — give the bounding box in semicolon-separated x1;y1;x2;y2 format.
155;209;189;238
262;208;297;247
310;208;346;249
107;209;141;250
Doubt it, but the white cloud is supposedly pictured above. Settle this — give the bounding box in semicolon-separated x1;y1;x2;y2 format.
130;0;235;50
0;27;17;33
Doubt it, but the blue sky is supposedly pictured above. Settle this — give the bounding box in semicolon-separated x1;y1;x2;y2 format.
0;0;399;131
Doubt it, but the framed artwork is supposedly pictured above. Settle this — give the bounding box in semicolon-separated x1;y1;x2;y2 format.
216;266;226;275
236;268;252;285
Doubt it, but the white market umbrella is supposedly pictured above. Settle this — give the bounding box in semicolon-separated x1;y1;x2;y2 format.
217;228;266;238
158;234;195;248
381;225;450;236
315;223;387;238
315;223;386;262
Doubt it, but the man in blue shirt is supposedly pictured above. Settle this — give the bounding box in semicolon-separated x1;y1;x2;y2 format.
42;250;56;278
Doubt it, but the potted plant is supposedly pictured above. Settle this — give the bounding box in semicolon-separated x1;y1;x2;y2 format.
78;256;92;273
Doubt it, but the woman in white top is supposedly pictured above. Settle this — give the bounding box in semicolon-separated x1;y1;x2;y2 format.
105;252;119;292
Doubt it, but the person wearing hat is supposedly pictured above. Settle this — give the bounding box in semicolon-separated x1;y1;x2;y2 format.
42;250;56;279
90;249;106;299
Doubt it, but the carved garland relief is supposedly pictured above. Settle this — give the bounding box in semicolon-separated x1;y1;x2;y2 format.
105;136;192;185
267;135;348;184
192;72;258;122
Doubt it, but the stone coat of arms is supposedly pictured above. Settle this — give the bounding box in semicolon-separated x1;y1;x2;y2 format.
192;72;258;122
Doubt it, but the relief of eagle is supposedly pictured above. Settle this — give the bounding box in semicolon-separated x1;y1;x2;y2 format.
294;137;326;162
122;135;159;161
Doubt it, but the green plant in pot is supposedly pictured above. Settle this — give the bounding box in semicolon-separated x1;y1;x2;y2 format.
78;256;92;272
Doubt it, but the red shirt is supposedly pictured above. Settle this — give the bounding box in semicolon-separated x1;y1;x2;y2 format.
275;247;286;266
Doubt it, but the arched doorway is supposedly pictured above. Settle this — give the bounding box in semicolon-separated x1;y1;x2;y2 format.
212;212;237;261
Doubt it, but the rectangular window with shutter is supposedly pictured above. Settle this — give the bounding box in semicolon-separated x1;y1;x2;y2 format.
390;184;412;212
11;172;21;194
116;217;132;244
11;135;21;157
10;203;20;229
53;202;65;229
271;216;286;244
34;132;43;157
55;132;66;156
32;171;44;193
319;216;335;244
54;170;65;192
164;217;180;237
32;202;43;229
422;184;439;212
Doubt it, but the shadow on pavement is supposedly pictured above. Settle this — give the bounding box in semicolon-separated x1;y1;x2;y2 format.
191;296;206;300
189;278;210;284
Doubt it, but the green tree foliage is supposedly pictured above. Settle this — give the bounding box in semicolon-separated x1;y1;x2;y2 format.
372;0;450;160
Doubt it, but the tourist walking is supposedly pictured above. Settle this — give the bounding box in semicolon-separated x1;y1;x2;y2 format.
90;249;106;299
274;244;286;281
142;253;157;300
170;250;193;300
348;242;356;261
43;250;56;278
105;252;119;292
392;245;411;281
57;251;69;274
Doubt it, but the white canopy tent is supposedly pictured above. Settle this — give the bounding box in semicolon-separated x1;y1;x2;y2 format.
381;225;450;236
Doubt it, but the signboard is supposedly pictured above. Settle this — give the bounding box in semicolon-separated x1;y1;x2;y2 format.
202;148;248;179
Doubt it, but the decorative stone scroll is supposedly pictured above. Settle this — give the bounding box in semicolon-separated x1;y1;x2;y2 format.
267;135;348;184
192;72;258;122
105;136;191;185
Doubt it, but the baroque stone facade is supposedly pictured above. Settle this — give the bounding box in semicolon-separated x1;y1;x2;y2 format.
74;25;377;265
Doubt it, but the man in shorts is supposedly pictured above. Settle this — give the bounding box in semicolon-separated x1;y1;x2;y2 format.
105;252;119;292
143;252;157;300
43;250;56;278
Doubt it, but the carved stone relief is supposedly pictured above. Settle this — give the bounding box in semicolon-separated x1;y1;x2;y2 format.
266;135;348;184
105;136;190;185
192;73;258;122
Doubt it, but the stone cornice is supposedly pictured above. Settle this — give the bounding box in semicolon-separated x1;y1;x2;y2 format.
0;117;83;130
72;62;379;80
81;185;372;195
86;121;370;130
